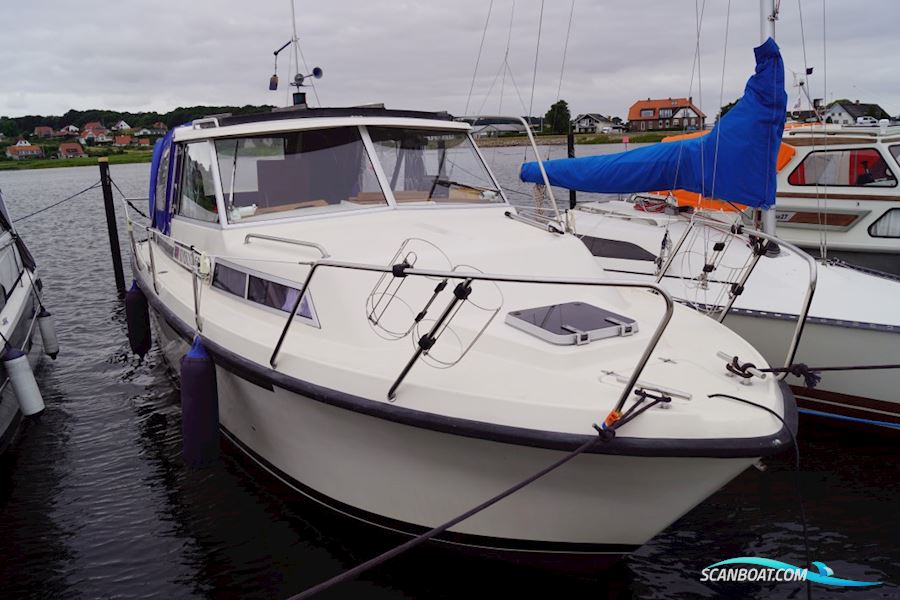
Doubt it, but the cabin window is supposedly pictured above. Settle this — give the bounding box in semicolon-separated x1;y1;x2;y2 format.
211;262;317;323
367;127;502;204
787;148;897;187
177;142;220;222
212;263;247;296
215;127;385;223
869;208;900;238
155;144;171;212
890;145;900;167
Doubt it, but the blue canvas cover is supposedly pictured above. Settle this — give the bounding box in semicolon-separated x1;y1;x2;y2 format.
148;128;177;234
521;38;787;209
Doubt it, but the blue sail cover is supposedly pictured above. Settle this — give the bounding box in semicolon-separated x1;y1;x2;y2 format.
148;128;177;234
521;38;787;209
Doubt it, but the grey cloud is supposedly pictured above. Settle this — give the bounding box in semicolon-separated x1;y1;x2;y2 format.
0;1;897;119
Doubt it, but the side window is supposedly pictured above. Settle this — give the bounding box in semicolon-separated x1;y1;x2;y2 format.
788;148;896;187
211;263;247;296
177;142;220;223
155;144;171;208
890;145;900;167
869;208;900;238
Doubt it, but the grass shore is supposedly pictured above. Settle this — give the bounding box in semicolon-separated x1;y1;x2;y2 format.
0;150;153;171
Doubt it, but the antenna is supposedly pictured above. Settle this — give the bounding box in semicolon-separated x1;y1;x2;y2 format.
267;0;324;106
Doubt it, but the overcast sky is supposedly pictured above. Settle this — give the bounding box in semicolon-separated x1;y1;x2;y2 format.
2;1;898;121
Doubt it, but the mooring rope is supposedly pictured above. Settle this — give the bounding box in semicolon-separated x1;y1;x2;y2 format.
723;355;900;389
12;180;102;223
285;404;653;600
709;393;811;600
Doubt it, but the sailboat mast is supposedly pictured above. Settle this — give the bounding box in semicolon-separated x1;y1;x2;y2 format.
759;0;778;236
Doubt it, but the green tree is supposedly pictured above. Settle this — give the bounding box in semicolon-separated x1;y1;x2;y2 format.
719;99;739;119
543;100;571;134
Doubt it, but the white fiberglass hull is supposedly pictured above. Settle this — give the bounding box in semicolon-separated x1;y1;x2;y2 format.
152;306;757;564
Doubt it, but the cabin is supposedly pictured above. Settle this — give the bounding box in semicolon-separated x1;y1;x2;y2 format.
58;142;87;159
571;114;624;134
627;98;705;132
5;140;44;160
33;126;54;138
823;101;890;126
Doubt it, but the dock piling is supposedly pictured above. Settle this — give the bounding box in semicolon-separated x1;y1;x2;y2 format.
99;158;126;299
567;126;576;209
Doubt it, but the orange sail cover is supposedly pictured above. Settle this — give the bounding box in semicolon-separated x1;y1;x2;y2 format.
654;131;796;211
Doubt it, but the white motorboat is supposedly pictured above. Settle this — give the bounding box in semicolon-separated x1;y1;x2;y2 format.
773;123;900;273
124;106;797;567
0;188;59;453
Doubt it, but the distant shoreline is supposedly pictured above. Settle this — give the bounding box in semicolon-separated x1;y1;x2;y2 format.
0;151;153;171
475;131;669;147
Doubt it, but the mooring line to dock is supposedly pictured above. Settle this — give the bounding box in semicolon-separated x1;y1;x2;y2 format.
12;180;102;223
285;434;603;600
710;393;812;600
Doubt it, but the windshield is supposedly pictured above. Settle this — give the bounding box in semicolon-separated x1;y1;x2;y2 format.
215;127;386;223
367;127;503;204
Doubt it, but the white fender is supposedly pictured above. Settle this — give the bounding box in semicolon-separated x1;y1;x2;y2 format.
37;308;59;359
4;347;44;416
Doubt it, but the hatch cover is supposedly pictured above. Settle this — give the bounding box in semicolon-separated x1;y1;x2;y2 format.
505;302;638;346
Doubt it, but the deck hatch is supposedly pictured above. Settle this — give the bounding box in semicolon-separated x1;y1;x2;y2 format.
505;302;638;345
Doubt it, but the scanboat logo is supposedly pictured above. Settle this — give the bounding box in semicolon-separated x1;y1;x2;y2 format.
701;557;881;588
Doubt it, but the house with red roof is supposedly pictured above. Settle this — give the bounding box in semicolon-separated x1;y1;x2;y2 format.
627;97;706;131
114;135;133;147
33;126;54;138
58;142;87;159
5;139;44;160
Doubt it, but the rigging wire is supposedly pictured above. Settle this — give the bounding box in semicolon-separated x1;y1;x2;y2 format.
498;0;516;115
554;0;576;105
819;0;829;260
709;0;732;203
526;0;545;124
464;0;495;116
290;0;320;105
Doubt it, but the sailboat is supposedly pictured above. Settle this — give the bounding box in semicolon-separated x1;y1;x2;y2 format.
520;28;900;430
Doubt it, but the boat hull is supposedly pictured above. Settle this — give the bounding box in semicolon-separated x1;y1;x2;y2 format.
150;307;758;567
723;310;900;429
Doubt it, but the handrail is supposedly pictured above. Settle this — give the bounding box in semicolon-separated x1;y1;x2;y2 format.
244;233;330;258
271;258;675;409
656;214;817;377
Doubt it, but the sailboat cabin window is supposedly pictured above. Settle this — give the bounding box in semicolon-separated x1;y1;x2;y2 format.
177;142;220;223
787;148;897;188
890;145;900;167
215;127;385;223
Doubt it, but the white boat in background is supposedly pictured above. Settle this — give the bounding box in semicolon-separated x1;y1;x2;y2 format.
518;33;900;431
123;105;799;567
0;189;59;453
572;198;900;429
774;122;900;274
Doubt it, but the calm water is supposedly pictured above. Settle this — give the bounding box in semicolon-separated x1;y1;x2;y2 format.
0;150;897;599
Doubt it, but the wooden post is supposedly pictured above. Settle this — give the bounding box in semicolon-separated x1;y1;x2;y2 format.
567;125;576;209
99;158;126;299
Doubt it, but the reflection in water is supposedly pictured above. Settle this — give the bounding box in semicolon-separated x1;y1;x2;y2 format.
0;158;897;599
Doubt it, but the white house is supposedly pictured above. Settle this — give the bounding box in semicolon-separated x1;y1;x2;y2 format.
571;113;624;134
111;120;132;131
823;101;890;126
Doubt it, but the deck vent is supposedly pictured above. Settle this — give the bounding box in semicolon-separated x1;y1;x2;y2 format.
505;302;638;346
